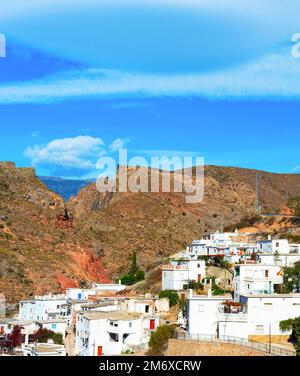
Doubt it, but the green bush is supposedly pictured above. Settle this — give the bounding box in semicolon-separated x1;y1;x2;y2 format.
159;290;179;307
280;316;300;355
287;196;300;217
119;252;145;286
148;325;177;355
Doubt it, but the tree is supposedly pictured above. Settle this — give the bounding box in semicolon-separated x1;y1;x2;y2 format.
280;316;300;355
148;325;177;355
178;297;187;318
119;252;145;286
129;252;138;275
159;290;179;307
282;265;300;293
8;326;24;348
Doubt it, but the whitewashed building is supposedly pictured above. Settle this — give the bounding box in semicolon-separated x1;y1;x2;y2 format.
257;239;289;254
0;318;67;344
187;294;232;338
187;293;300;341
75;311;159;356
19;294;66;321
66;288;97;301
162;259;206;291
233;263;283;301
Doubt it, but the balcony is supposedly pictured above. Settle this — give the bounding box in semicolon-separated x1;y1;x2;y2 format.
162;264;188;271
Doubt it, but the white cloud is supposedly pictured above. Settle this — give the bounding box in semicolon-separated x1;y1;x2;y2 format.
24;135;105;170
1;50;300;103
109;138;130;151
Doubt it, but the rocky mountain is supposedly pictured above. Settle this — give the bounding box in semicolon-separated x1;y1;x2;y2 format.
1;162;300;302
69;166;300;278
0;162;109;303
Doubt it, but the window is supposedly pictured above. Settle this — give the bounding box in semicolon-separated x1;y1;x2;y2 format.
129;322;132;328
255;325;265;334
198;305;205;312
51;324;57;330
276;242;279;248
264;303;273;311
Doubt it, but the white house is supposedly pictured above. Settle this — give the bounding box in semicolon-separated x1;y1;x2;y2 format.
233;263;283;301
162;259;206;291
240;293;300;337
186;231;240;256
75;311;159;356
218;294;300;340
19;294;66;321
257;239;289;254
35;319;67;340
187;294;232;338
258;253;300;268
66;288;96;301
0;318;67;344
187;292;300;341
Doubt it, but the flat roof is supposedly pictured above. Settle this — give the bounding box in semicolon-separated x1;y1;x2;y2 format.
188;295;231;301
80;311;141;321
242;294;300;299
235;263;280;267
35;319;66;324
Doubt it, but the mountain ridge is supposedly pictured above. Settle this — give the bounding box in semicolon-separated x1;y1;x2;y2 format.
1;161;300;302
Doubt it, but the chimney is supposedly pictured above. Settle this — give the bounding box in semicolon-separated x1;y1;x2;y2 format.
268;235;272;241
189;289;193;298
208;289;212;298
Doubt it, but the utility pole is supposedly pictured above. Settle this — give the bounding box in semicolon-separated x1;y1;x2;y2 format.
255;174;261;215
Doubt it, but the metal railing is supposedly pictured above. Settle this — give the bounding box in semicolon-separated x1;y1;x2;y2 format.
173;332;296;356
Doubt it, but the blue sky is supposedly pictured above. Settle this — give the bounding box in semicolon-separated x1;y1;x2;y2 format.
0;0;300;178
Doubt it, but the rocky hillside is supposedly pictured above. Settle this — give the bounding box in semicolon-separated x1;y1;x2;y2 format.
1;162;300;302
69;166;300;278
0;162;109;302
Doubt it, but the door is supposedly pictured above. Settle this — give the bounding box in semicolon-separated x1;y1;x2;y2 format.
78;293;82;300
150;319;155;330
97;346;103;356
197;274;202;283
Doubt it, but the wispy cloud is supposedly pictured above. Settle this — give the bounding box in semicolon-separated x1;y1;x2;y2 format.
1;51;300;103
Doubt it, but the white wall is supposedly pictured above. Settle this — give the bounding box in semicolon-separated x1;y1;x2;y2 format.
244;295;300;336
187;296;231;337
234;264;283;301
19;297;66;321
